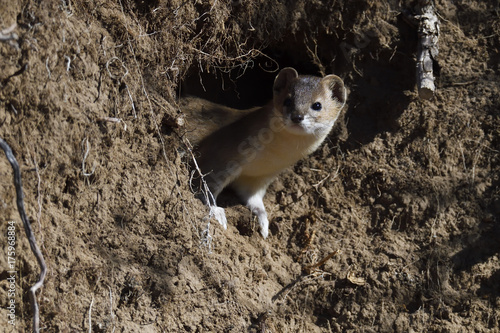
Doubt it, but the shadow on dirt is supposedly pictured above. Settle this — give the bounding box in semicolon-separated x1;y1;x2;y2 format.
452;218;500;298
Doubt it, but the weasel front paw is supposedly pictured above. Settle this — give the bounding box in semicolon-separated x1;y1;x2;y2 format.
211;206;227;229
260;223;269;239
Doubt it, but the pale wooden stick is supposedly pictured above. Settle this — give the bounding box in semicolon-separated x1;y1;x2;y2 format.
415;0;440;100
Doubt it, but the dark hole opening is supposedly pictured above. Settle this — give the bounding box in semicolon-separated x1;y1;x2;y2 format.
180;47;323;110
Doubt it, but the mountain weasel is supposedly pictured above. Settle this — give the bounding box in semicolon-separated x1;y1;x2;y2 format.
182;67;346;238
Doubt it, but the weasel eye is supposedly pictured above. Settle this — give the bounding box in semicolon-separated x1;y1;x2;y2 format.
311;102;322;111
283;98;292;107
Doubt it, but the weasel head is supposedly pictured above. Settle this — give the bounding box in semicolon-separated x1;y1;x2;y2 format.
272;67;346;137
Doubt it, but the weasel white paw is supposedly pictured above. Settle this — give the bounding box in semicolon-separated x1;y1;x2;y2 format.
260;221;269;239
211;205;227;230
256;213;269;239
245;190;270;239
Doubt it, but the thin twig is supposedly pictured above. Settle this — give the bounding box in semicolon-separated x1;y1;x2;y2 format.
124;84;137;119
97;117;128;131
272;271;331;303
82;138;96;177
64;55;71;72
0;138;47;333
88;295;94;333
45;57;51;79
303;250;340;275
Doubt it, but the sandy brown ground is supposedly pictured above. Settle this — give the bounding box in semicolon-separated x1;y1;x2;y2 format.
0;0;499;332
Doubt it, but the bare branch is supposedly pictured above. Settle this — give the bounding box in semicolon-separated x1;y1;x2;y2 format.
415;0;440;99
0;138;47;333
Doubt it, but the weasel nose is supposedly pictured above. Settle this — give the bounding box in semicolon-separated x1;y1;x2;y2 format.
291;114;304;123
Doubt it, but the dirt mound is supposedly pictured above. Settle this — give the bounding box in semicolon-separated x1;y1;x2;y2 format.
1;0;499;332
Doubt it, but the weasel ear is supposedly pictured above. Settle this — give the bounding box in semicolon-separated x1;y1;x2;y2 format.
273;67;299;95
322;75;346;109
